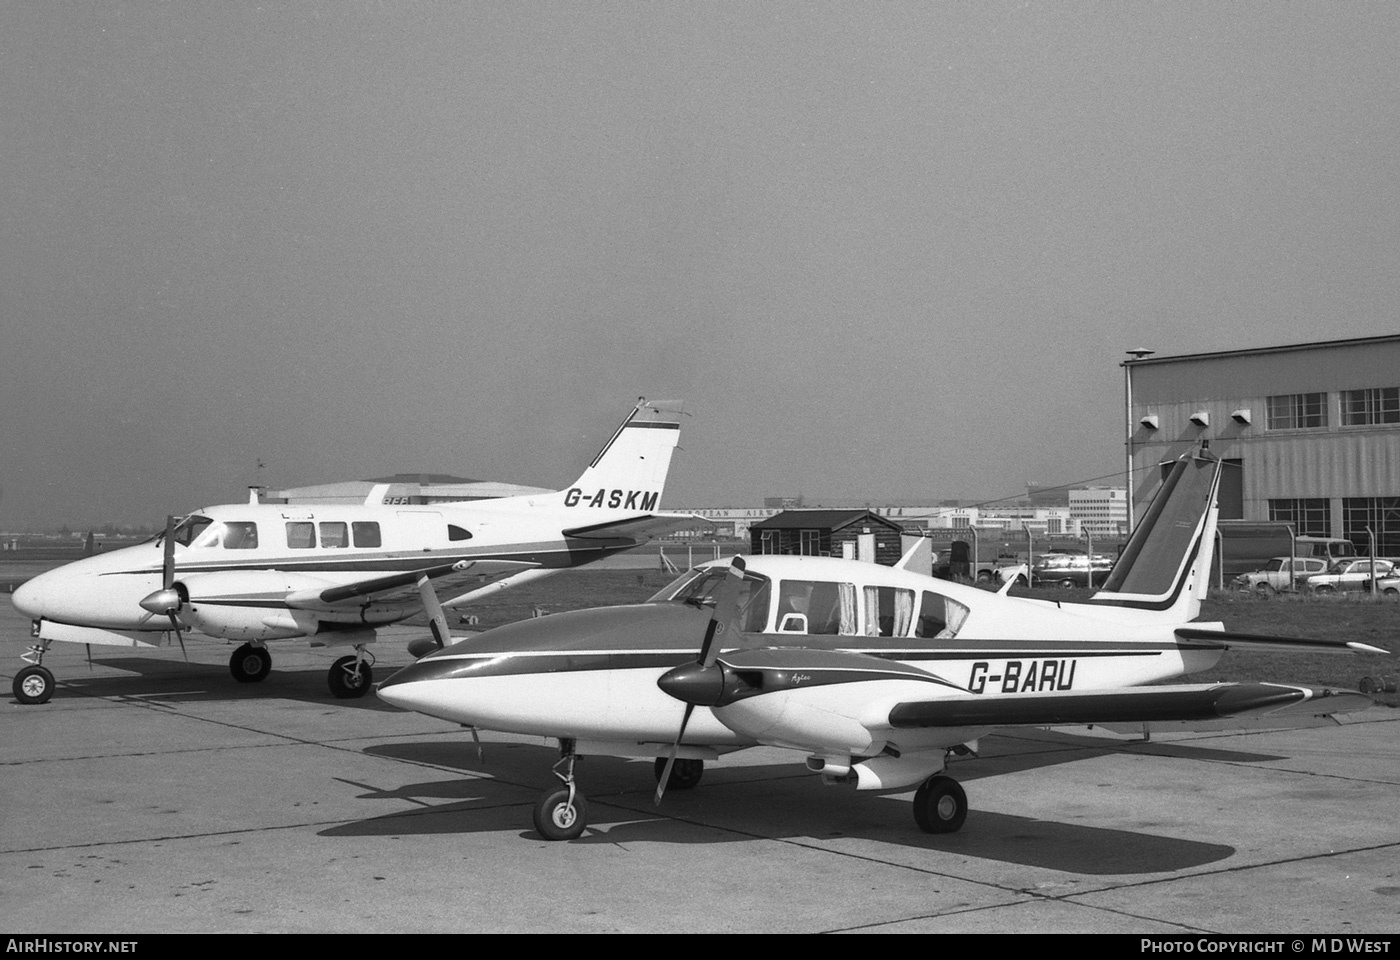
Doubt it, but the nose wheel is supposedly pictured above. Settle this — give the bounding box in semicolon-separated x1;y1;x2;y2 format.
533;742;588;841
13;664;56;705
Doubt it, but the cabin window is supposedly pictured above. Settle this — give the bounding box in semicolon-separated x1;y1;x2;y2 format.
863;586;914;637
222;522;258;550
777;580;856;635
448;525;472;541
352;521;382;548
916;591;969;640
319;522;348;548
286;522;315;549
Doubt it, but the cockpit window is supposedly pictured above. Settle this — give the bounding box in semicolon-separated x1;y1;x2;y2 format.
652;566;771;633
169;516;214;547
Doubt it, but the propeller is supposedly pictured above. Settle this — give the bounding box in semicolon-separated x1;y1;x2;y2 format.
654;555;747;804
406;573;455;660
138;515;188;660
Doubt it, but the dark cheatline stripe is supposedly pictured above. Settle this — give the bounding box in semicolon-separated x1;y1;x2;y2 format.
887;683;1306;728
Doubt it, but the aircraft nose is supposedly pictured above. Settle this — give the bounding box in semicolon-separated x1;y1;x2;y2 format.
11;572;52;619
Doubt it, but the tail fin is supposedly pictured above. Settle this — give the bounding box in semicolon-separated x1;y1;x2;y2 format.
1089;447;1222;619
558;398;684;511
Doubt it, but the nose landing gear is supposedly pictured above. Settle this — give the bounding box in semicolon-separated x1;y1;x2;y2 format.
533;742;588;841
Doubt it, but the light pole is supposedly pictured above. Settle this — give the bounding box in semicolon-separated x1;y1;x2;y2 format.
1123;347;1155;535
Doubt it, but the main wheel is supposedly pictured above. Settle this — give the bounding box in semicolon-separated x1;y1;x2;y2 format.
913;775;967;834
654;757;704;790
533;787;588;841
229;644;272;683
13;665;55;705
1312;584;1336;595
1254;582;1276;595
328;656;373;699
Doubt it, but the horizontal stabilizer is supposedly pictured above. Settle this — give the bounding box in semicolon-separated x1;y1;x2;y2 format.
1175;627;1390;656
563;513;710;542
287;559;539;606
888;682;1340;729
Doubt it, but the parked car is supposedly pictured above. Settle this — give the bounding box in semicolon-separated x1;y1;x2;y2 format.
1231;556;1329;594
1298;558;1398;594
1030;552;1114;589
1375;575;1400;598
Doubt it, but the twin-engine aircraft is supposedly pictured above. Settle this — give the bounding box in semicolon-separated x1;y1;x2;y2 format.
12;399;701;704
377;447;1387;840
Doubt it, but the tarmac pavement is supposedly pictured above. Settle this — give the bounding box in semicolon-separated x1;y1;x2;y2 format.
2;600;1398;934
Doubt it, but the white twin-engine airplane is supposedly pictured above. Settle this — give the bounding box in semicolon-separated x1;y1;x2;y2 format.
12;399;700;705
377;447;1388;840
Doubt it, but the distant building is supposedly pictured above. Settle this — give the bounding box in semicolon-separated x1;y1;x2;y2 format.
1125;334;1400;554
749;510;906;565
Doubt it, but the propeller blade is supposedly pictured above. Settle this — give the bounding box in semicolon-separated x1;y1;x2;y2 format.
166;612;188;661
654;704;695;805
162;515;177;590
415;573;452;650
697;555;747;667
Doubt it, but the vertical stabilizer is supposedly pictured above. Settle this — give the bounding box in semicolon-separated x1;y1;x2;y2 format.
1089;448;1222;619
558;398;684;511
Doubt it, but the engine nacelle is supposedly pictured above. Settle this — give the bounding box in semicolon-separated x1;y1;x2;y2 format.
178;571;337;641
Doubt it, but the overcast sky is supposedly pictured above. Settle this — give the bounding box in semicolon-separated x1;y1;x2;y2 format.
3;2;1398;529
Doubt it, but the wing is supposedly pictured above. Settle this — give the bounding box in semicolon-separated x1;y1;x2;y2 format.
886;682;1369;729
562;513;711;542
283;559;540;608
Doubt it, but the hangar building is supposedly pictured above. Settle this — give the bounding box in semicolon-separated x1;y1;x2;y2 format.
1124;334;1400;555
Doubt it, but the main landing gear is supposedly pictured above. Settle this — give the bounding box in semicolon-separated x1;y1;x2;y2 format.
13;639;55;705
327;648;374;699
229;643;272;683
912;775;968;834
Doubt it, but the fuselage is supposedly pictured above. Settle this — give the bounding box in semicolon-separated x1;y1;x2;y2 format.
12;495;649;639
377;555;1225;749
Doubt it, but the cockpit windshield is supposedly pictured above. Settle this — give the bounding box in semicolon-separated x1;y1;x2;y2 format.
649;565;772;633
159;516;214;547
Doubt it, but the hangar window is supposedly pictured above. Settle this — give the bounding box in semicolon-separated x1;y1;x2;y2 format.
1343;497;1400;557
286;522;315;549
1266;393;1327;430
1268;499;1330;537
319;522;348;548
799;530;824;556
1341;387;1400;426
759;530;778;554
352;521;382;548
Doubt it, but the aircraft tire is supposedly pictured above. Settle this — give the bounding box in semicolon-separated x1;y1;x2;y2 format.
1057;579;1076;589
653;757;704;790
13;665;55;705
230;644;272;684
913;775;967;834
533;787;588;841
328;656;373;699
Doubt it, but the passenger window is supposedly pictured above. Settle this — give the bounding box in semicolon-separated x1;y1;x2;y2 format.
448;525;472;541
916;591;969;640
223;522;258;550
352;521;381;548
286;522;315;549
863;586;915;637
777;580;856;635
319;522;348;548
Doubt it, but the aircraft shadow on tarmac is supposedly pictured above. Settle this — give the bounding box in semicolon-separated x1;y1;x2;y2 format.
5;656;410;711
322;738;1241;875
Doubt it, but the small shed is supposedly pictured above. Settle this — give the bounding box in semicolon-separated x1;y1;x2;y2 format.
749;510;906;565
